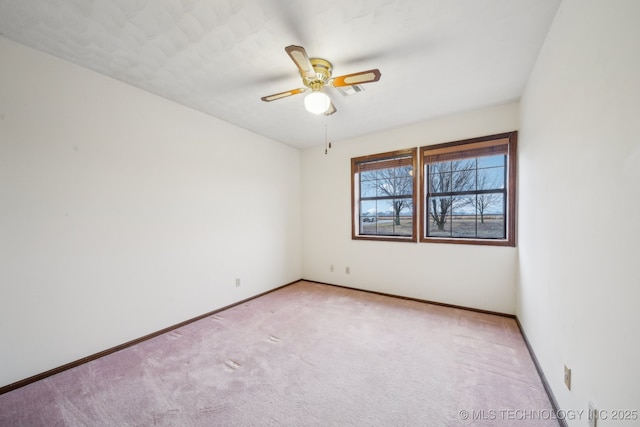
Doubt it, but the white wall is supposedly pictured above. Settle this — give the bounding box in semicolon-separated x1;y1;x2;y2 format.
302;103;519;314
518;0;640;425
0;38;302;388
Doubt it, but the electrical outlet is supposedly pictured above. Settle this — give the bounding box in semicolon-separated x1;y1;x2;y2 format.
588;402;597;427
235;278;241;287
345;266;350;274
564;365;571;390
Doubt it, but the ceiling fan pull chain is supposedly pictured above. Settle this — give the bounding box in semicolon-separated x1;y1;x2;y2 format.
325;116;331;154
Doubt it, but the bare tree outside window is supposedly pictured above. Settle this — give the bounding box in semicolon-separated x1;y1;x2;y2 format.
372;166;413;226
466;168;502;224
428;160;475;230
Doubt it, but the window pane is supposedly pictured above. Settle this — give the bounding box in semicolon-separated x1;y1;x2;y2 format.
477;166;505;190
376;167;412;198
360;170;377;181
477;155;505;190
352;148;417;241
477;193;505;238
360;199;377;234
378;199;413;236
429;163;451;193
477;154;504;169
477;214;505;238
451;197;476;237
451;168;475;192
429;160;479;194
452;159;474;171
360;200;378;221
361;179;378;198
427;195;452;236
427;193;505;239
360;198;413;236
420;131;516;245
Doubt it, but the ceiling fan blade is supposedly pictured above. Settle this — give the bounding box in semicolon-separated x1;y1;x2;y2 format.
261;88;307;102
324;101;337;116
331;69;381;87
285;45;317;80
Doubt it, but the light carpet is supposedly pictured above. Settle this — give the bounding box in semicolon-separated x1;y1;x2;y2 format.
0;281;558;426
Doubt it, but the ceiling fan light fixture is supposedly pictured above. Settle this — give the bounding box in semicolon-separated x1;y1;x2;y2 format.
304;90;331;115
261;45;380;119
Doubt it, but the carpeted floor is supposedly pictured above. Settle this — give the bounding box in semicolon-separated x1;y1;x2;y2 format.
0;281;558;426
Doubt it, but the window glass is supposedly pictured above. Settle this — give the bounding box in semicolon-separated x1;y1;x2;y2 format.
421;132;517;246
352;149;417;242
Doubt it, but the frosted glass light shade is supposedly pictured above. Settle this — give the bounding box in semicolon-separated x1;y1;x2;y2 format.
304;91;331;114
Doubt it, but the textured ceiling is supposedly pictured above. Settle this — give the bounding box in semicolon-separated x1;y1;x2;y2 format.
0;0;560;148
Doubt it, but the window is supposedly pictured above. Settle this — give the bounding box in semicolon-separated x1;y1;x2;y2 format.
420;131;517;246
352;148;417;242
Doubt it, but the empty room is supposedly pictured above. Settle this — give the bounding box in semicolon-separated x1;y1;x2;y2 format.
1;0;639;426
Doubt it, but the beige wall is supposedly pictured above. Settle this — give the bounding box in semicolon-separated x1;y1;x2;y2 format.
0;38;302;388
518;0;640;424
301;103;520;314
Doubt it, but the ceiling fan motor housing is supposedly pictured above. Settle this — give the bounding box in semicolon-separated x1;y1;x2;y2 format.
304;58;333;90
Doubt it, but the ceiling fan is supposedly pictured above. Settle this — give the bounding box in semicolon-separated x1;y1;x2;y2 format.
261;45;381;115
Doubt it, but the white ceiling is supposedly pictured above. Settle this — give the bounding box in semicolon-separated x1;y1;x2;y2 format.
0;0;560;148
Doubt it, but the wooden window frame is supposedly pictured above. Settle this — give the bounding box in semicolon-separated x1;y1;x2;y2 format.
351;148;418;242
419;131;517;247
